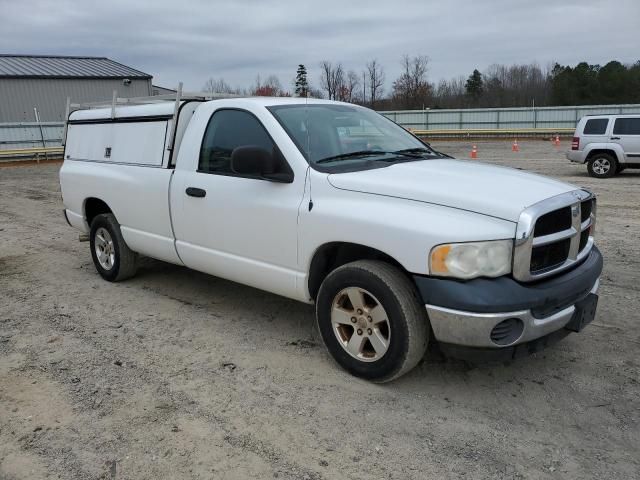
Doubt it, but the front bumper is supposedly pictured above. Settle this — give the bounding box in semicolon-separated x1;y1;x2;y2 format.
414;246;603;351
426;279;598;348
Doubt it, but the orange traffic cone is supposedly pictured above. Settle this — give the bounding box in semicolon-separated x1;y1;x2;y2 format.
554;135;560;147
470;144;478;159
512;139;520;152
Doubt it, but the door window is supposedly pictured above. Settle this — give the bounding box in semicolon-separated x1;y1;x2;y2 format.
613;118;640;135
199;109;276;174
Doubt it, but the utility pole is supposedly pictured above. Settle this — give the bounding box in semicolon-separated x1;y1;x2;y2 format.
363;71;366;106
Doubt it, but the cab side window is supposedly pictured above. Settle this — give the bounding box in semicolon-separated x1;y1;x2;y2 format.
199;109;276;174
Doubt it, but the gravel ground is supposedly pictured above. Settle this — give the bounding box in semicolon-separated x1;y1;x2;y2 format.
1;140;639;479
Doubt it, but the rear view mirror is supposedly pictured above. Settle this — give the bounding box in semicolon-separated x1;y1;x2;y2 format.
231;146;294;183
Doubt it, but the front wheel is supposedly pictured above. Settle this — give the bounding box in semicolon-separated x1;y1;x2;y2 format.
316;260;429;382
587;154;618;178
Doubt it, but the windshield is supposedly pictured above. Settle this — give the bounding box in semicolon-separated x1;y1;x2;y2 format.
267;104;437;169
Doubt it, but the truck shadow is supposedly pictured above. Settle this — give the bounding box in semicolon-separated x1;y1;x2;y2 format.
132;256;577;394
133;255;319;339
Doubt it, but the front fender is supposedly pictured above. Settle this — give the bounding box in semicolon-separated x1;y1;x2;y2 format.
299;176;517;278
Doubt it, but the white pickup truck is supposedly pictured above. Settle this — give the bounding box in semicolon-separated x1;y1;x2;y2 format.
60;96;603;381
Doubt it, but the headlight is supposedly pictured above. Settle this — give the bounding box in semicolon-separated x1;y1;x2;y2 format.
430;240;513;280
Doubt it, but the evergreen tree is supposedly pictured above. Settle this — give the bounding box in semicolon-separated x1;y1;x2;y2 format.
465;69;484;103
295;64;309;97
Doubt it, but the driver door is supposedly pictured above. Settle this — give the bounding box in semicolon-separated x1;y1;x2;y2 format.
170;108;305;300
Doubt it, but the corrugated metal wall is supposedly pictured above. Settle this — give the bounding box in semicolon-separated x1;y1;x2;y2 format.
0;123;63;151
380;104;640;130
0;78;152;122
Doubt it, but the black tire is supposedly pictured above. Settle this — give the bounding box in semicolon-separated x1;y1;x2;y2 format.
316;260;429;382
587;153;618;178
89;213;138;282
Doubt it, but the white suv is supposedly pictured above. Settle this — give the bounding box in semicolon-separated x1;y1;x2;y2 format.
567;114;640;178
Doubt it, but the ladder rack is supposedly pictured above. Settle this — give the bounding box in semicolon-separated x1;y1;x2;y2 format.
62;82;243;146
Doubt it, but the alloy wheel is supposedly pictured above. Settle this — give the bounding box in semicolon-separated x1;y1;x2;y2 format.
331;287;391;362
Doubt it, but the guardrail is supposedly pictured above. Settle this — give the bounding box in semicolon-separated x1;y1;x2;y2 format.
0;146;64;161
381;104;640;131
410;127;575;139
0;121;64;162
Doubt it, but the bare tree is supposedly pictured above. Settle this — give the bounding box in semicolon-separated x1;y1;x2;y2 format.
251;74;288;96
264;75;283;94
202;77;238;94
320;61;333;99
431;62;553;108
366;60;385;107
308;87;325;99
344;70;360;102
434;76;466;108
392;55;432;109
481;63;550;107
320;61;345;100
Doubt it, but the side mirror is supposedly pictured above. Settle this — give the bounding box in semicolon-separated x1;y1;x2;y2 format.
230;146;294;183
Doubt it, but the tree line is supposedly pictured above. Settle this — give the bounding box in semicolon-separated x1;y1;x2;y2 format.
202;58;640;110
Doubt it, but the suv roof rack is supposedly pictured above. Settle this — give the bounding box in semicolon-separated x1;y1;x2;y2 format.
63;82;244;147
581;113;638;117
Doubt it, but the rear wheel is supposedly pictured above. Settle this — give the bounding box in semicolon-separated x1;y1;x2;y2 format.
587;154;617;178
316;260;429;382
89;213;138;281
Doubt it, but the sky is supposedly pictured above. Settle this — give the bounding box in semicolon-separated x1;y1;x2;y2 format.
1;0;639;93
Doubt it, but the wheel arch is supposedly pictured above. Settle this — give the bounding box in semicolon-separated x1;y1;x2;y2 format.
84;197;113;227
585;146;623;164
307;242;410;301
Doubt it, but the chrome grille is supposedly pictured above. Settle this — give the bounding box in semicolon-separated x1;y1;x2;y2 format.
534;207;572;237
513;190;596;282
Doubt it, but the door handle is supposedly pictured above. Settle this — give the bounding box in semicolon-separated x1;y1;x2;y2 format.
610;137;621;140
185;187;206;198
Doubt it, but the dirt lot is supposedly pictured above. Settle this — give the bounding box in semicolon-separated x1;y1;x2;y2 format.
1;140;639;480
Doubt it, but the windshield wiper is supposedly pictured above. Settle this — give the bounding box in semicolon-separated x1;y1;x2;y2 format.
394;147;451;159
317;150;390;164
317;150;426;164
393;147;436;156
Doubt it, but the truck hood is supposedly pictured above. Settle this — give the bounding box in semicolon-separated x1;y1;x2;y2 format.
327;158;577;222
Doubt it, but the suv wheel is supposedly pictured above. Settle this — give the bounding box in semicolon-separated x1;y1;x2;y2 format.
316;260;429;382
587;154;618;178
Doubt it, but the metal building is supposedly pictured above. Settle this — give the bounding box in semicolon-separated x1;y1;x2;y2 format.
0;54;152;122
152;84;176;96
